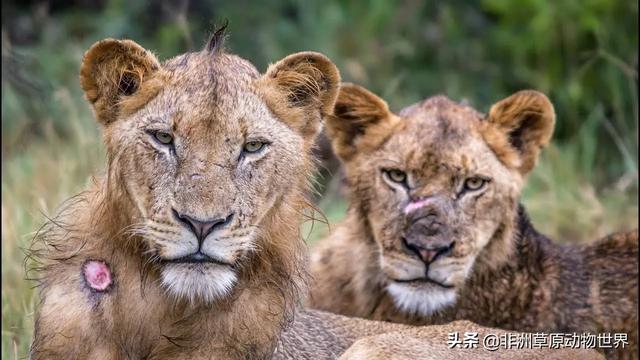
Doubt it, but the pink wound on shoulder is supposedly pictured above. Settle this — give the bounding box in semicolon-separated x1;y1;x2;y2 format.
83;260;113;292
404;197;434;214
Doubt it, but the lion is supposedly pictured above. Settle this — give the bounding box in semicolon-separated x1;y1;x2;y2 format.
309;83;638;359
27;28;339;358
27;29;602;359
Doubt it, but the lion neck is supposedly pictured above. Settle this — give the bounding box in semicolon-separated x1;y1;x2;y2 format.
47;172;310;357
435;204;563;329
344;201;553;325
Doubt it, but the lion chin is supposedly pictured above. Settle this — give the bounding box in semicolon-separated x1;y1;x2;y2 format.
386;283;457;316
160;264;238;304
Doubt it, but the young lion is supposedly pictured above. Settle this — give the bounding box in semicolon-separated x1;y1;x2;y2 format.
28;32;600;360
310;83;638;359
26;31;347;359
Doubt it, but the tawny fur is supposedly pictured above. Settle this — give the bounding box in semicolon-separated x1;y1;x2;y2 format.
28;34;343;359
339;320;602;360
310;83;638;359
26;34;587;360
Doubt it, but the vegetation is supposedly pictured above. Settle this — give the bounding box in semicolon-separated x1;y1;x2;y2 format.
2;1;637;358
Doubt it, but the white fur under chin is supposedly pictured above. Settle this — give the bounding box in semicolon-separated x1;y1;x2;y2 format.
386;282;457;316
161;265;237;304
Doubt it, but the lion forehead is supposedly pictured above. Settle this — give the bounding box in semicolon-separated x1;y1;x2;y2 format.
377;100;508;177
157;52;261;111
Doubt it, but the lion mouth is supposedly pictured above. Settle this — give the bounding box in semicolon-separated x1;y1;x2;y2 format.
391;277;454;289
162;252;234;267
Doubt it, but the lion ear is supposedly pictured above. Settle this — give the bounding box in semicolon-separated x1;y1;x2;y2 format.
326;83;400;161
80;39;160;125
260;52;340;140
484;90;555;175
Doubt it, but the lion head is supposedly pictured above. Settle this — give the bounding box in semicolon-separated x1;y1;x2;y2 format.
326;84;554;315
76;34;339;304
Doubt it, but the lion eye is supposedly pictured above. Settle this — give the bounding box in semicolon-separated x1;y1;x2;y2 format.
386;169;407;184
153;131;173;145
243;141;266;153
463;177;486;191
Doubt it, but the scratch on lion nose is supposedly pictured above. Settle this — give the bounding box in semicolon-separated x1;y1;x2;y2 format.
404;197;435;214
191;173;202;180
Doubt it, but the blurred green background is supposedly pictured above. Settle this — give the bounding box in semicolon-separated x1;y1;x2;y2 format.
1;0;637;357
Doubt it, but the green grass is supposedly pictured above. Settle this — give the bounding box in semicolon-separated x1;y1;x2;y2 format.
1;98;103;359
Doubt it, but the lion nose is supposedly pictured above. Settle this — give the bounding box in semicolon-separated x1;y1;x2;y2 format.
402;237;454;264
409;213;442;236
172;209;234;245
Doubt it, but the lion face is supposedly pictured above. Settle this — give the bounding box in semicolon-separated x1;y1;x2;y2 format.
118;76;303;303
326;84;554;315
80;39;339;303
